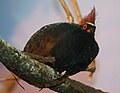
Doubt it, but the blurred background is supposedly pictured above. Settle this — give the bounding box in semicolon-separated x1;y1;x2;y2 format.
0;0;120;93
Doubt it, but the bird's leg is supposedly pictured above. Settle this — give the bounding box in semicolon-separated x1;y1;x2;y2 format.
23;52;55;63
86;60;96;80
72;0;82;23
59;0;74;23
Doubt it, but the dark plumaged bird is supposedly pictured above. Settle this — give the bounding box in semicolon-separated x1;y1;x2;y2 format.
24;8;99;77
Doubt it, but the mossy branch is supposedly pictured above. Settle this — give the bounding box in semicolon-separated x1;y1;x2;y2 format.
0;38;107;93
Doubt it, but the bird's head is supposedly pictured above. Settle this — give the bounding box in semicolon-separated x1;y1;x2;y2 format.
80;7;96;36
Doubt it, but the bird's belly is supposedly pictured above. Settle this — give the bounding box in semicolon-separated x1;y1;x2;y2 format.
50;43;98;75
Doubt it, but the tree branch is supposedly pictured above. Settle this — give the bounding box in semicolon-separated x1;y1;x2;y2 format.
0;38;107;93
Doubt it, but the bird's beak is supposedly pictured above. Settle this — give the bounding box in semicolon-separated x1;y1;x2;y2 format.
80;7;96;25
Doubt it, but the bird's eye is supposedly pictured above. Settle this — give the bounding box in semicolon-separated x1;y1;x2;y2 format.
82;24;87;30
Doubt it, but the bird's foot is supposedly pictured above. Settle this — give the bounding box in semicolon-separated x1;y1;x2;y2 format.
86;60;96;80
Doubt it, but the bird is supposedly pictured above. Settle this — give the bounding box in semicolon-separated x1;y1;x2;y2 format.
0;0;99;89
23;7;99;79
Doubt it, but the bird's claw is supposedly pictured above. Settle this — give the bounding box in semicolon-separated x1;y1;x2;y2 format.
86;60;96;80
